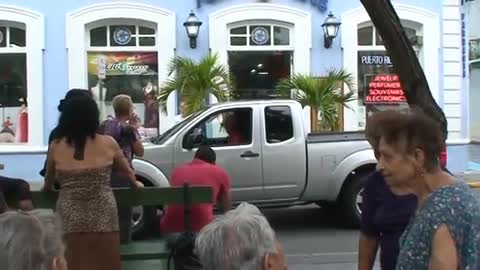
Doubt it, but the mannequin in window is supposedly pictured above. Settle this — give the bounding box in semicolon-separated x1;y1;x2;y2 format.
16;97;28;143
90;80;108;120
143;81;159;129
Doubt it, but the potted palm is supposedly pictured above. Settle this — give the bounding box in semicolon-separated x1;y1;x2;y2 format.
157;53;233;117
275;69;355;132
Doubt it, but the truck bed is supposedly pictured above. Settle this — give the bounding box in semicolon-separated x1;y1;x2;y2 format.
307;131;367;143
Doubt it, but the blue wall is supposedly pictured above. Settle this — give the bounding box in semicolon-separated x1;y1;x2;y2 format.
0;0;443;182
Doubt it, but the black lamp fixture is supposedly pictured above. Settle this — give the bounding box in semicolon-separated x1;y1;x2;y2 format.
321;12;341;49
183;10;203;49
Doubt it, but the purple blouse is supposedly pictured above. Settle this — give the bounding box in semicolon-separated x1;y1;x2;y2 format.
360;171;417;270
98;119;140;167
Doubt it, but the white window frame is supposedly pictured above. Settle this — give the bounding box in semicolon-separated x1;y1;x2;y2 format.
66;2;176;133
341;4;440;132
227;21;294;51
0;6;45;153
86;20;157;51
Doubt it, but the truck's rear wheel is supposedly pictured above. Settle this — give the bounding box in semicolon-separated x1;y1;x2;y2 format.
339;171;370;227
131;178;160;240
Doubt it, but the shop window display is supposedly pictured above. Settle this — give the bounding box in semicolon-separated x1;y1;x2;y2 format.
0;25;28;144
87;52;159;139
356;23;421;128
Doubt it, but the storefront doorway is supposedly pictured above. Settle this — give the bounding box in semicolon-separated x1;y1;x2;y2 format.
228;50;292;100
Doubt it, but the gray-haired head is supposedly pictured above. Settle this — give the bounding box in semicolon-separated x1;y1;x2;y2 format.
0;210;65;270
195;202;285;270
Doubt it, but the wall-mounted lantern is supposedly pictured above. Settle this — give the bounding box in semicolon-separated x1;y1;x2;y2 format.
322;12;341;49
183;10;203;49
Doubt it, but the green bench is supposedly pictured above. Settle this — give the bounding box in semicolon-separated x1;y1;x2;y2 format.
31;184;213;267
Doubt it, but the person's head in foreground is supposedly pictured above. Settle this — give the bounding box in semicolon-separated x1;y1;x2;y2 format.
366;108;446;196
194;145;216;164
0;210;66;270
195;202;287;270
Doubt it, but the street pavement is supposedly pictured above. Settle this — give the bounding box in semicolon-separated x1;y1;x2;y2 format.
264;204;378;270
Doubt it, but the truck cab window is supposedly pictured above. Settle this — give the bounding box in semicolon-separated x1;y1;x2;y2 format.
183;108;253;148
265;106;293;143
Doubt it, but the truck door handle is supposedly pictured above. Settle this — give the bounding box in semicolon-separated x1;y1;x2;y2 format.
240;151;259;158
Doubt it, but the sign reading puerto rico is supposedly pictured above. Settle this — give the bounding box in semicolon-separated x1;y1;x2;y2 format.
364;74;407;104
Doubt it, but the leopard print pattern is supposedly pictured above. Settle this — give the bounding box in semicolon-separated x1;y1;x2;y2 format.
56;166;119;233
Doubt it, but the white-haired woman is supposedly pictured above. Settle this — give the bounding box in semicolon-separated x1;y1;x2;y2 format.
195;202;287;270
0;210;66;270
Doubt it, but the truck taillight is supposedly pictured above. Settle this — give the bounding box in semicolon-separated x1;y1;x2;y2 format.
440;145;447;168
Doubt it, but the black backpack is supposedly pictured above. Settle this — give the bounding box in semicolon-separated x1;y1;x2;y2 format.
167;183;203;270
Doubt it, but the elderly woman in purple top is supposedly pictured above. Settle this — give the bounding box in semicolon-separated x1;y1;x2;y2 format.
358;113;417;270
98;94;144;243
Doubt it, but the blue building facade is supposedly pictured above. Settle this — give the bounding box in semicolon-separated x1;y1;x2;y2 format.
0;0;468;181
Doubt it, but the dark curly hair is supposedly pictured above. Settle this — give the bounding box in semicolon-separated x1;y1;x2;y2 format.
56;95;99;160
57;89;92;112
366;108;444;172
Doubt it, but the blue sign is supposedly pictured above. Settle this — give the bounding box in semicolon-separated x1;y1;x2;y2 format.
197;0;328;12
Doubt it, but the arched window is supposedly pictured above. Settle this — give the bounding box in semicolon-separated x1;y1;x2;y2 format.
227;22;294;100
85;20;160;138
0;10;44;148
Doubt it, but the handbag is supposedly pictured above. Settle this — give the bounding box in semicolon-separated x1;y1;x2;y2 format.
167;183;203;270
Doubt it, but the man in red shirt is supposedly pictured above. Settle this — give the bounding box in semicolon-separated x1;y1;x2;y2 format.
160;145;232;234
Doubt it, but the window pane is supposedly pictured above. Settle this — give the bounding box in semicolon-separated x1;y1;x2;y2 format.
273;26;290;45
139;37;155;46
90;27;107;47
90;26;107;46
0;53;28;143
183;108;253;148
230;26;247;35
250;25;271;46
228;51;292;100
9;27;26;47
139;26;155;35
110;25;136;46
230;36;246;46
358;26;373;46
0;27;6;47
357;50;408;129
265;106;293;143
87;52;159;140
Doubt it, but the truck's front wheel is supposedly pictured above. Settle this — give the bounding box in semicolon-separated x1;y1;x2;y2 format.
339;171;370;227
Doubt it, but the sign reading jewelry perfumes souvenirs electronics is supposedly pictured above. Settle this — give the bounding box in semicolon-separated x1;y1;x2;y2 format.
364;74;407;104
197;0;328;12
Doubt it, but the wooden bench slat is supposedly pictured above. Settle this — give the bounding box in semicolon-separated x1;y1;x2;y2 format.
31;186;213;209
120;240;169;261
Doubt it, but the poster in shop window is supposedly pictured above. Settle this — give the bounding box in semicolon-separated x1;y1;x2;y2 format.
357;51;408;122
87;52;159;138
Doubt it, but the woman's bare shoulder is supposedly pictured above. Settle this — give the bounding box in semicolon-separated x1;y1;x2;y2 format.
95;134;119;150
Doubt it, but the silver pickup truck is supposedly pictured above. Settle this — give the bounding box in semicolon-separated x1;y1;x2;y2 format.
131;99;376;236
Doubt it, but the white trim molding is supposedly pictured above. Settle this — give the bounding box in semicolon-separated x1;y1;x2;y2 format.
341;4;440;131
0;5;45;152
442;0;465;142
65;2;176;133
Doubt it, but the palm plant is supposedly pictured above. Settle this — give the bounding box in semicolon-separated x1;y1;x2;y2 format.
158;53;233;116
275;69;355;132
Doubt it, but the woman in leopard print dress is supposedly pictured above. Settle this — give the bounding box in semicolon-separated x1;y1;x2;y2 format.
43;96;142;270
